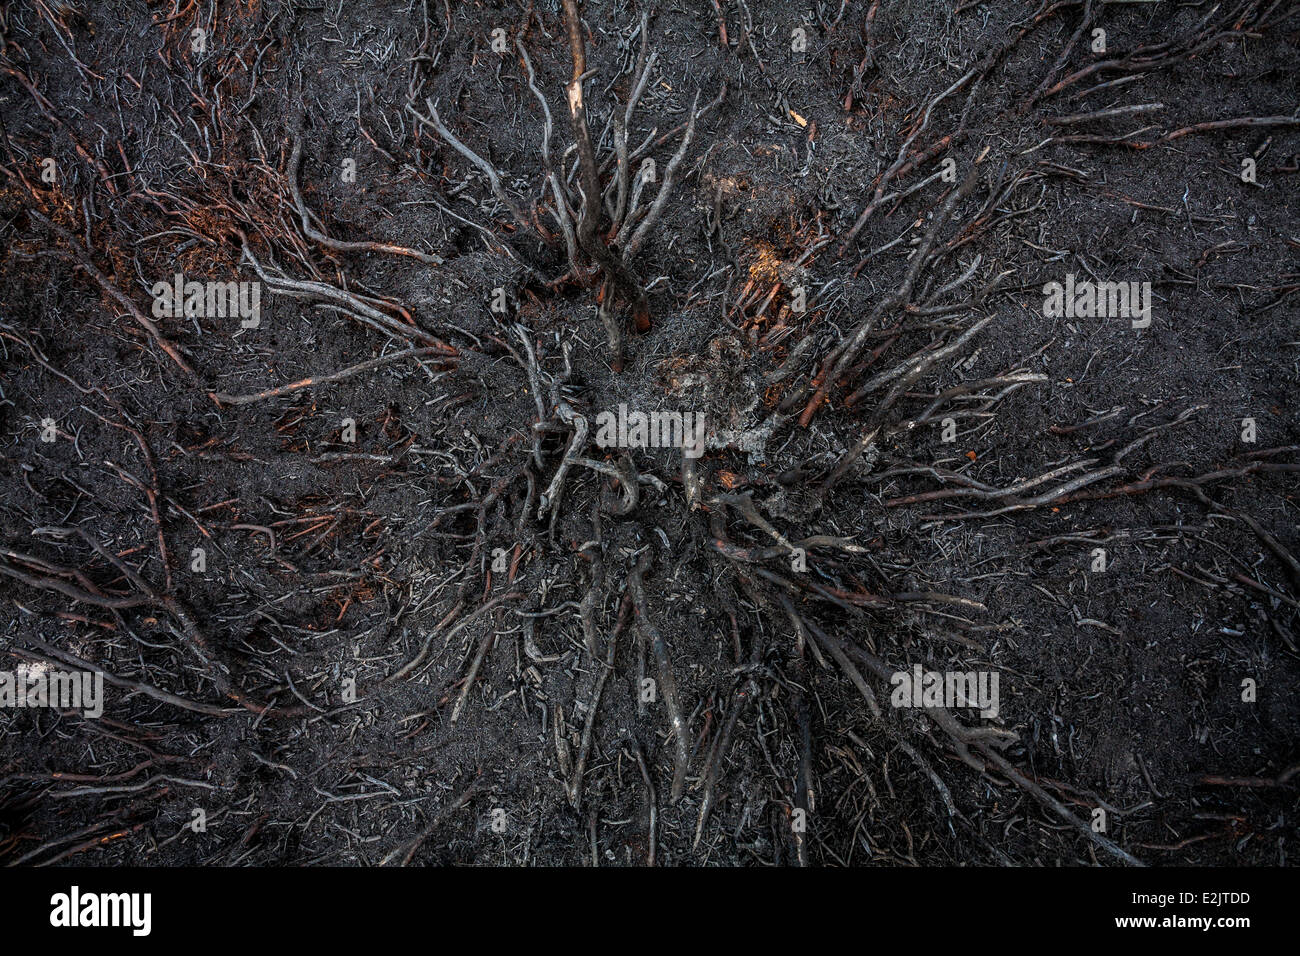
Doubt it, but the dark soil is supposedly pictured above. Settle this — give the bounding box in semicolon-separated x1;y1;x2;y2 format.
0;0;1297;867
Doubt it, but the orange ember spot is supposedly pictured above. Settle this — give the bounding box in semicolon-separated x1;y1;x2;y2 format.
745;241;782;285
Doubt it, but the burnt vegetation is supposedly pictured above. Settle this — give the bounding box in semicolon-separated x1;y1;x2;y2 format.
0;0;1297;866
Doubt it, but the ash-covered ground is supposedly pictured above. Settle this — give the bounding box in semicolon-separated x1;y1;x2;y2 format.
0;0;1297;866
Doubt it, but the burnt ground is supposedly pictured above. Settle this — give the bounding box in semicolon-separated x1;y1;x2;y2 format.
0;0;1296;867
